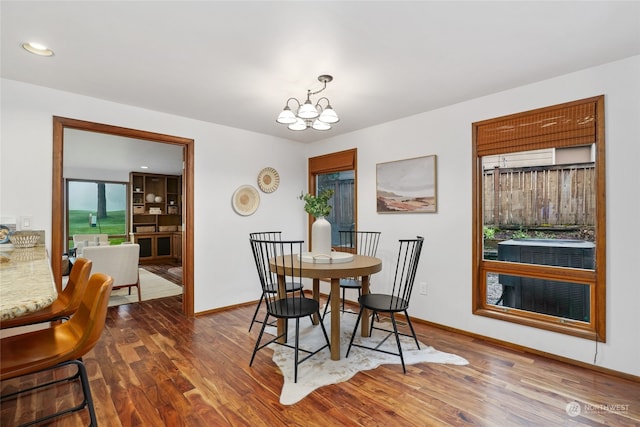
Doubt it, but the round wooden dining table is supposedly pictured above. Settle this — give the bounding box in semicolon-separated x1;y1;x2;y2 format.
270;254;382;361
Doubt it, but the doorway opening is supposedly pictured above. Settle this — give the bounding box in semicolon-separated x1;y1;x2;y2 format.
52;116;195;317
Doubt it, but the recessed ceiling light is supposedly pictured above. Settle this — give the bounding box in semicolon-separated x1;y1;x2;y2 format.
140;165;149;169
22;42;54;57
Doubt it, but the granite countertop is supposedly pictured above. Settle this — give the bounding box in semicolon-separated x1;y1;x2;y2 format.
0;245;58;320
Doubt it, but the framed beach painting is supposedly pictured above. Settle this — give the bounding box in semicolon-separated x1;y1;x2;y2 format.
376;155;437;213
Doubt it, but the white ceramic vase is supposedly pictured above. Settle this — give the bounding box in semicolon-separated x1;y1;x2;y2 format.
312;216;332;256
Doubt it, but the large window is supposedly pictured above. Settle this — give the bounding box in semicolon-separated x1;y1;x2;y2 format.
308;149;357;248
65;179;128;250
472;96;606;341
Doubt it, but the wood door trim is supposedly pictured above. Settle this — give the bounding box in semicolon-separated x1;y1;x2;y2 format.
52;116;195;317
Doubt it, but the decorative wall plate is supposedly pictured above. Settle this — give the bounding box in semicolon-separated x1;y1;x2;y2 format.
232;185;260;216
257;167;280;193
0;225;10;244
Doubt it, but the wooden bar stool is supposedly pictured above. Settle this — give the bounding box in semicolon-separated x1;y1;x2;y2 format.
1;273;113;426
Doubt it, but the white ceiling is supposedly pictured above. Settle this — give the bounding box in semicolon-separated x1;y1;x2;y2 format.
64;129;184;176
2;1;639;151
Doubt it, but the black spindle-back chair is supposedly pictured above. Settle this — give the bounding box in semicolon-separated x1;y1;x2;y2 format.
248;232;305;331
322;230;381;320
346;236;424;373
249;238;330;383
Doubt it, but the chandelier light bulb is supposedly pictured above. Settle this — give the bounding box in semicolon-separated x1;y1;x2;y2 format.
297;99;319;119
312;119;331;131
276;75;338;131
276;106;297;124
318;105;339;124
288;118;307;131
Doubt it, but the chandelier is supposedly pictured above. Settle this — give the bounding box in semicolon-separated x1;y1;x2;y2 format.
276;75;339;131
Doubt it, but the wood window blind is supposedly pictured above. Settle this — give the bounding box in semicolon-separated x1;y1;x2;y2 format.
309;148;356;174
475;97;599;157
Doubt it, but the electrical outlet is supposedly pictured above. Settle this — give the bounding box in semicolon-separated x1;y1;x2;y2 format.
419;282;427;295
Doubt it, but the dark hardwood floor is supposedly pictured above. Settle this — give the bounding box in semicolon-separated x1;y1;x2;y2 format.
2;277;639;426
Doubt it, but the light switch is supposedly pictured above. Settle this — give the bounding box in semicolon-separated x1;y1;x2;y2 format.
21;216;32;230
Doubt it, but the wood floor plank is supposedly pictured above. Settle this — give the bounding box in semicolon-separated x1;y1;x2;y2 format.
2;263;639;426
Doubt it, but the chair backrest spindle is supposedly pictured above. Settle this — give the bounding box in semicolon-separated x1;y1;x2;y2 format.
249;231;282;241
338;230;381;257
390;236;424;310
250;238;305;317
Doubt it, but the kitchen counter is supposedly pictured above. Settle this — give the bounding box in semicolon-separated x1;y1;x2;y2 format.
0;245;58;320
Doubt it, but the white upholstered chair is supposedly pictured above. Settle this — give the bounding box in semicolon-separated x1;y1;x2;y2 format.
72;234;109;257
81;243;141;302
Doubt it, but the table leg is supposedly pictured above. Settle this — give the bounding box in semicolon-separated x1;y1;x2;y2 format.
330;278;341;360
361;274;371;337
312;278;320;325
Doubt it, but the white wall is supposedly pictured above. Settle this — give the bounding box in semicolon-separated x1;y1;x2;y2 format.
64;166;130;182
306;55;640;376
0;79;307;314
2;55;638;376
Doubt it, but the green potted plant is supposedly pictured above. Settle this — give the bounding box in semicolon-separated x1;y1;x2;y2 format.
299;189;334;255
299;189;334;219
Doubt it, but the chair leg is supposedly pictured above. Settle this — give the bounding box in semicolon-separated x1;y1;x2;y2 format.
322;291;331;321
284;318;289;343
136;284;142;302
369;310;377;336
249;293;266;332
341;287;346;312
288;314;329;383
75;359;98;427
346;309;364;358
249;313;270;366
389;313;406;374
294;318;300;383
1;359;98;427
404;310;421;350
317;310;331;351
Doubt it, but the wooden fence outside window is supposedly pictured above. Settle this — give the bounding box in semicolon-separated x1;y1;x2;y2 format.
483;162;595;227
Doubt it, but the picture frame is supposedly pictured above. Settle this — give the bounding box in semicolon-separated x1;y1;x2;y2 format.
376;154;437;213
